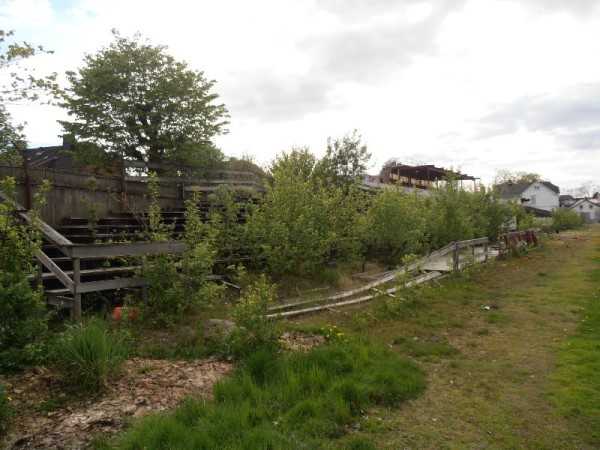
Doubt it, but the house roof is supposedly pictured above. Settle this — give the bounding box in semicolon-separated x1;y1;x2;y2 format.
567;198;600;210
25;144;87;173
495;181;560;199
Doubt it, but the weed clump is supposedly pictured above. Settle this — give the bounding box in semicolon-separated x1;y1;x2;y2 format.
0;378;14;434
51;318;130;393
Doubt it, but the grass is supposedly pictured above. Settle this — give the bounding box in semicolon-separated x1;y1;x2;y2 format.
549;249;600;446
88;227;598;448
392;336;459;360
289;227;600;448
106;339;425;449
0;378;14;434
37;394;70;412
51;317;130;394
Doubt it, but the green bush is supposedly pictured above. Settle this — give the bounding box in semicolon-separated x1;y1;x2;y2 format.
0;177;50;372
51;318;129;393
551;208;585;232
232;275;279;354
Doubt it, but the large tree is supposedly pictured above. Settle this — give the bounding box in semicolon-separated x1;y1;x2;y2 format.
493;169;542;185
314;129;371;192
60;31;229;168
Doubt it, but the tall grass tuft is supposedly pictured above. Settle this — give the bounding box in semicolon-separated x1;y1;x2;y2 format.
114;337;425;448
51;318;129;394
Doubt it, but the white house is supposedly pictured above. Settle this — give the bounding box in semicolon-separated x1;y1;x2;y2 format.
494;181;560;212
567;198;600;223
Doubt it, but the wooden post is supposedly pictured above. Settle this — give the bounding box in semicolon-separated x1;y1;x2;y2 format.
454;242;460;271
141;256;147;307
35;260;43;290
484;241;489;262
73;257;82;321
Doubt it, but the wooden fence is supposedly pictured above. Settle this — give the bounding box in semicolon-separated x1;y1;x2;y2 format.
0;162;269;226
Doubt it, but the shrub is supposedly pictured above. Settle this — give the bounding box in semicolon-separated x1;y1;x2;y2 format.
142;182;223;326
551;209;585;232
0;177;50;372
51;318;129;393
232;274;279;354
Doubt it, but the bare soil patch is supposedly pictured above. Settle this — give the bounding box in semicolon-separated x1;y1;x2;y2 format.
2;357;233;449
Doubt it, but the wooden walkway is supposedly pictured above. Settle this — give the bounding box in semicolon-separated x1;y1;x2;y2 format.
268;237;497;319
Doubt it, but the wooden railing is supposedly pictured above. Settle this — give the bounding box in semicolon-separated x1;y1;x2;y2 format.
1;190;186;320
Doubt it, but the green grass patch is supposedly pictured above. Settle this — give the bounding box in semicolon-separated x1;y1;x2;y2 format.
392;336;459;360
38;394;70;412
109;338;425;449
51;318;130;394
550;265;600;445
486;312;509;325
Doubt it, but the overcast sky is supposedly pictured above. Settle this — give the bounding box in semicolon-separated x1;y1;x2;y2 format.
2;0;599;191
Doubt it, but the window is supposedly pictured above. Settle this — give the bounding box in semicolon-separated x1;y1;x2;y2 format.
590;204;594;209
534;185;540;190
580;205;584;210
530;195;537;205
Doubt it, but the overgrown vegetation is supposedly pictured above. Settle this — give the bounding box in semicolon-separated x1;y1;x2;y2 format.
51;318;130;393
0;177;51;372
230;274;279;355
550;208;585;232
108;337;425;449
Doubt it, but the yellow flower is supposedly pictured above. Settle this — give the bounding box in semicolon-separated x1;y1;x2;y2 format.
337;333;344;337
7;396;12;401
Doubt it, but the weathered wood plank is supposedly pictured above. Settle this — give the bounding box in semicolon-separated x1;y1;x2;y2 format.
76;277;149;294
269;271;442;319
69;241;186;258
47;295;74;308
36;250;74;293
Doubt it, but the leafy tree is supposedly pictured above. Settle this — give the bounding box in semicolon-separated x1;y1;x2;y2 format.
315;130;371;192
0;104;25;163
493;169;542;185
469;186;517;240
1;30;58;163
270;146;317;183
60;31;229;169
359;188;427;263
0;29;59;104
427;175;476;249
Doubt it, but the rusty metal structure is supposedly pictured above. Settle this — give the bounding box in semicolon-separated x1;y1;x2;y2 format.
381;161;478;190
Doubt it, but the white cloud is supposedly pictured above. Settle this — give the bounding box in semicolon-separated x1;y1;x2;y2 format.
1;0;600;191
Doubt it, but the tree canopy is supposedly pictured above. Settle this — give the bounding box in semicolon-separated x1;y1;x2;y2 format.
1;30;57;162
493;169;542;185
315;130;371;192
60;31;229;168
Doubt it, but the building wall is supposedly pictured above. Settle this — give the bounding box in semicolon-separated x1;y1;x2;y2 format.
521;182;559;211
569;200;600;223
